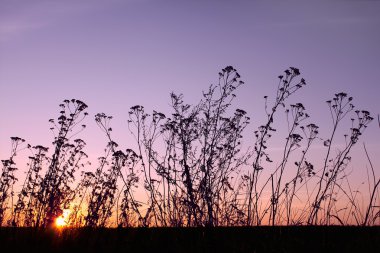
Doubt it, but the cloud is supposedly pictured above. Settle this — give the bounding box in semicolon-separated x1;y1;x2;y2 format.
0;0;136;42
0;21;45;42
250;0;380;30
271;16;373;28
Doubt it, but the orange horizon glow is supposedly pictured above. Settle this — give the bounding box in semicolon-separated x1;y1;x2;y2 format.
55;209;71;228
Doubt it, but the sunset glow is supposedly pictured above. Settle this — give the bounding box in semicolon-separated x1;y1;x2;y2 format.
55;209;71;228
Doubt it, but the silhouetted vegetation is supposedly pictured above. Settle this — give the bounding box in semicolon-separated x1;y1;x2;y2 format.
1;226;379;253
1;66;378;228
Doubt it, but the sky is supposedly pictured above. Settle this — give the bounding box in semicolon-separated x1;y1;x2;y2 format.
1;0;379;186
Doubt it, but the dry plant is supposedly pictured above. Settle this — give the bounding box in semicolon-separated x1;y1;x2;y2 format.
0;67;378;227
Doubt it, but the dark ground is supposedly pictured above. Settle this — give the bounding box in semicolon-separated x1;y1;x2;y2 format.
1;226;379;253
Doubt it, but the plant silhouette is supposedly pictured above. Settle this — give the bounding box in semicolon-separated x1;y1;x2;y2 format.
0;67;377;228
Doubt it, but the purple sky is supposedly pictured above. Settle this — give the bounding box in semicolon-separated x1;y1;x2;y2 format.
1;0;379;183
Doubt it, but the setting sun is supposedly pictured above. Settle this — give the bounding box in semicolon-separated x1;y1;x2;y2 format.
55;209;71;228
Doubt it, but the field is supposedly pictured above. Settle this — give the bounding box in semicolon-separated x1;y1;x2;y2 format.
2;2;380;253
1;226;379;253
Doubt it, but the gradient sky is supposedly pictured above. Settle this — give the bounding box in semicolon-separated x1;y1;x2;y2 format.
1;0;379;185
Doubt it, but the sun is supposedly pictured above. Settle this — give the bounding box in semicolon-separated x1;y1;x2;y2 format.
55;216;66;227
55;209;71;228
